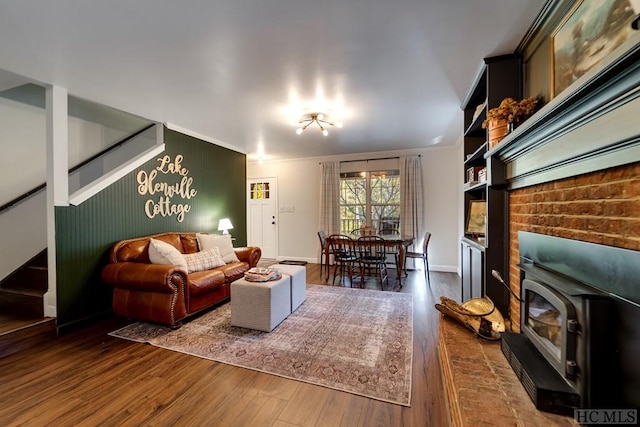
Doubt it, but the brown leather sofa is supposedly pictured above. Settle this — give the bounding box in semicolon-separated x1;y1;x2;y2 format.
101;232;261;327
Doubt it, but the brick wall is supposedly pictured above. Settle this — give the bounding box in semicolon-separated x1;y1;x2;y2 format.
508;162;640;330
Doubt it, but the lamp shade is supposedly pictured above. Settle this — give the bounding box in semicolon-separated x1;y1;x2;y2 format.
217;218;234;234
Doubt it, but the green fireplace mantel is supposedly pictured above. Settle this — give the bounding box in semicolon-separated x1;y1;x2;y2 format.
487;33;640;190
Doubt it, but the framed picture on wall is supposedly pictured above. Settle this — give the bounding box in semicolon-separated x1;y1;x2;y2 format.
466;200;487;235
551;0;639;98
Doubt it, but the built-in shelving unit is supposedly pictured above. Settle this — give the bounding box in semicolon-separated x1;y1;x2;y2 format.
460;54;522;316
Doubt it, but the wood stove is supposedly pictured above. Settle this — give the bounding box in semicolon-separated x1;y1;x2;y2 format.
501;232;640;415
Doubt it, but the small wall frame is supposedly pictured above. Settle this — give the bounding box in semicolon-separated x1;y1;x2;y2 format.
466;200;487;235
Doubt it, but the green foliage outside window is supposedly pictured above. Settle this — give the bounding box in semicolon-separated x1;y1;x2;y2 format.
339;170;400;234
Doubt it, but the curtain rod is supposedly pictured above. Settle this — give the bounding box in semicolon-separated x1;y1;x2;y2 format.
319;154;420;164
342;154;421;163
340;156;399;163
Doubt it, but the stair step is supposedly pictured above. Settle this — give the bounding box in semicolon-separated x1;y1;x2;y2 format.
0;317;57;359
1;266;48;292
0;285;45;297
28;250;48;269
0;290;44;317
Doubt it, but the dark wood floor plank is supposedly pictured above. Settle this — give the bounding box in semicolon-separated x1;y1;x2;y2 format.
276;381;332;426
316;391;368;427
0;263;458;427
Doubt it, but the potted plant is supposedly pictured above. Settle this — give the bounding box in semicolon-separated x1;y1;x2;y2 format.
482;97;539;148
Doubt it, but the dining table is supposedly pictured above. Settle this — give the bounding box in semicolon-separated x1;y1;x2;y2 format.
323;232;414;287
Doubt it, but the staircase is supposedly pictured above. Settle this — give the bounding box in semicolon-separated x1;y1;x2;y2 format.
0;250;56;358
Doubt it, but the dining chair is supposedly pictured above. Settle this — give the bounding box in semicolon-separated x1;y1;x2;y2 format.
378;217;399;235
317;230;335;281
405;231;431;285
357;235;388;289
327;234;359;287
378;224;400;269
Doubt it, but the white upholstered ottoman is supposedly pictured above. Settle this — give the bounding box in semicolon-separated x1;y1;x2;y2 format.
272;264;307;312
230;275;291;332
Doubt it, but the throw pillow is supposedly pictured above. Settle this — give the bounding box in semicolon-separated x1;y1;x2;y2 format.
196;233;239;264
183;247;226;273
148;238;188;270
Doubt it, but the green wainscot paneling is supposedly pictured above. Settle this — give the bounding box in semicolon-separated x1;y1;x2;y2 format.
55;128;246;330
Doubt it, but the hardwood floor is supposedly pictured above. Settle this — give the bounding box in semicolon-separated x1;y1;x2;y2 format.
0;264;461;427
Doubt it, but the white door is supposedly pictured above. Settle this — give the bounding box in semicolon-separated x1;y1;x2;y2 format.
247;178;277;259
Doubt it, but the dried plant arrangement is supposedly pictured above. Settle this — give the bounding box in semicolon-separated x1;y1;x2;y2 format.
482;97;539;129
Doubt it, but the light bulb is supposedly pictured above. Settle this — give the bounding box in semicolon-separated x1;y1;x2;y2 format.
296;128;303;135
335;121;343;128
322;129;329;136
317;113;324;120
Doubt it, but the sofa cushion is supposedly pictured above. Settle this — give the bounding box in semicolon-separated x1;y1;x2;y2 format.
188;269;226;296
116;240;150;263
148;238;188;270
184;247;226;273
196;233;239;263
154;233;185;253
219;261;251;282
180;234;199;254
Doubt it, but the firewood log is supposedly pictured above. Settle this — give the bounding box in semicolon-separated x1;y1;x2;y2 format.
435;296;502;340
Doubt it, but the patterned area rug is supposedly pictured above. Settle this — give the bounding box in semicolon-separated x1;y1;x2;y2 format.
109;285;413;406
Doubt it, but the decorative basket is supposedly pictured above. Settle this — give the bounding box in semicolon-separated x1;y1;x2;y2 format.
359;226;376;236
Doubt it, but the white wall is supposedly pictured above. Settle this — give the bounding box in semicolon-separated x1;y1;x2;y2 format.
420;145;462;273
456;140;465;275
0;96;138;204
247;159;322;263
0;97;46;202
0;95;150;281
247;144;463;273
0;190;46;282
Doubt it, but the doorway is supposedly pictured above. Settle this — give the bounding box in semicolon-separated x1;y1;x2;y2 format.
247;178;278;259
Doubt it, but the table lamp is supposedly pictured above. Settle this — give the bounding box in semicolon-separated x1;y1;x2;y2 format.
218;218;233;235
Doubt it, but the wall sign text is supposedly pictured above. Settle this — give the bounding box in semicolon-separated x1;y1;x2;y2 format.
136;154;197;222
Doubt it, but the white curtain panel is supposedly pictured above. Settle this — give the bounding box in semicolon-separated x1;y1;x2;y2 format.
400;155;424;251
319;161;341;235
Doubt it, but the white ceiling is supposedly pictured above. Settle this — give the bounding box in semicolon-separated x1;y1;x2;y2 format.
0;0;547;161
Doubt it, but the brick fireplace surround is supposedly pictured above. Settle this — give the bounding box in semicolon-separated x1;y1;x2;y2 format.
508;162;640;331
440;161;639;426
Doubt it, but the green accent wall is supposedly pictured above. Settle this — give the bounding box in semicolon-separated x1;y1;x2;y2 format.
55;128;246;330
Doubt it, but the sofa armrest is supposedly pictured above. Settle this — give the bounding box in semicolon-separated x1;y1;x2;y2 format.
234;246;262;268
102;262;188;294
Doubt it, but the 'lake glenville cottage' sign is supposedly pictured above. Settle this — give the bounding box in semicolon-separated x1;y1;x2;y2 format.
136;154;197;222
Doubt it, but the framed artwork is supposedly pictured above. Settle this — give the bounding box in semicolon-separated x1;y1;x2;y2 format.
551;0;638;98
466;200;487;235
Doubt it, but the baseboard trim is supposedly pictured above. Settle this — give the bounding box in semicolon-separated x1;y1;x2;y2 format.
56;309;113;335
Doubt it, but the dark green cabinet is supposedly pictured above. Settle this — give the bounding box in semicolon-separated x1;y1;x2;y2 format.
461;239;484;302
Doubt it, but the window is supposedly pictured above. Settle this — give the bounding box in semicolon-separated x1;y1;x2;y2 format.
339;170;400;234
250;182;270;199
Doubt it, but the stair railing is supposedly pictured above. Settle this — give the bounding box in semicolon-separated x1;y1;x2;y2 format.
0;123;155;215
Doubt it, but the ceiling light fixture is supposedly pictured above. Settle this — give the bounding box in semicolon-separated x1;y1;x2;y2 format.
295;112;343;136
